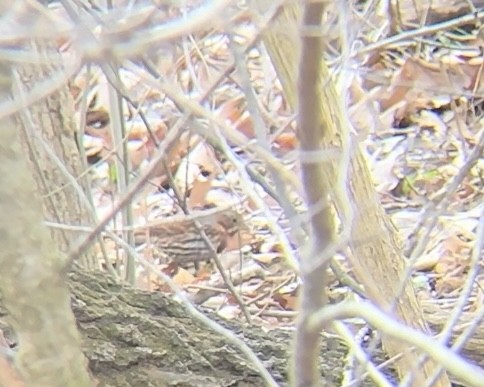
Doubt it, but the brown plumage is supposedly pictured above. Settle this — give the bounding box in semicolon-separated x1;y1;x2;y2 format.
136;210;243;266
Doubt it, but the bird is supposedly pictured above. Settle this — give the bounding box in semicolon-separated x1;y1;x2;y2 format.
135;209;244;267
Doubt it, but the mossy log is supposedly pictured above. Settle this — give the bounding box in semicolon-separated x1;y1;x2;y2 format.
2;268;482;386
1;269;390;387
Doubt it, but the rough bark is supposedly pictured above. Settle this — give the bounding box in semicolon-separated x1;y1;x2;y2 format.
15;69;95;258
10;13;97;267
1;268;482;386
0;269;390;387
0;62;92;386
56;274;484;385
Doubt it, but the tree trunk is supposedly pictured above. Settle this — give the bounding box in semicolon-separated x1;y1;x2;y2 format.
259;3;450;385
0;60;92;386
13;40;98;268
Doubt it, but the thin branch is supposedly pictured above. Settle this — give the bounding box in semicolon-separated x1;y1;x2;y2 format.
292;2;335;386
309;302;484;387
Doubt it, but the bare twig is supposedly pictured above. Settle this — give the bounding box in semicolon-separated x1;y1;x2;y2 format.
309;301;484;387
356;10;484;57
291;2;336;386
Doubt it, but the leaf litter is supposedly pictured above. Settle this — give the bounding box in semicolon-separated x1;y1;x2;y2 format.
66;2;484;329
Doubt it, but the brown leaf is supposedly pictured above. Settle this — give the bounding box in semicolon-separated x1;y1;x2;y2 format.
217;96;255;138
379;58;471;119
274;132;297;151
273;293;298;311
173;267;197;286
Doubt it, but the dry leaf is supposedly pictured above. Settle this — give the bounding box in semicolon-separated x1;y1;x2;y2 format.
379;58;471;119
173;267;197;286
274;132;297;151
174;142;219;196
188;174;214;209
217;95;255;138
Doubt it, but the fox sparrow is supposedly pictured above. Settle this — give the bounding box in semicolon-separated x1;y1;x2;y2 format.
135;210;243;266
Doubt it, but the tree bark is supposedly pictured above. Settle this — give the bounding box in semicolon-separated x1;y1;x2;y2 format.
11;25;98;267
0;264;482;387
0;62;92;386
1;268;481;386
0;268;391;387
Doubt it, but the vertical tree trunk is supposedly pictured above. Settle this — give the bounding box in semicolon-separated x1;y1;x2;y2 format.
259;3;450;385
8;4;97;266
0;60;93;386
14;54;97;266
